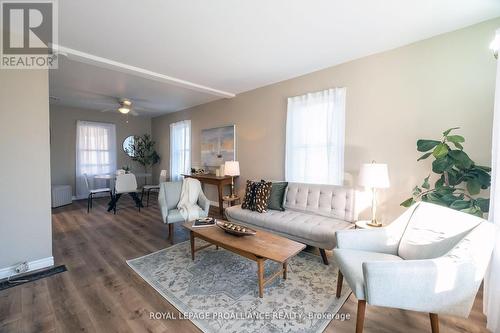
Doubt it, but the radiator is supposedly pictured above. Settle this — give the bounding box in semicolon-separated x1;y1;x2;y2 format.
51;185;72;208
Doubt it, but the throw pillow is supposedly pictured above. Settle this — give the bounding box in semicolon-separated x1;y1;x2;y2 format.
267;182;288;211
241;180;258;211
255;181;273;213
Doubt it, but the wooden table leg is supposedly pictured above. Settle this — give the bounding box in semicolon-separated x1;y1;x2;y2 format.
257;258;264;298
190;231;195;261
217;183;224;216
283;261;288;280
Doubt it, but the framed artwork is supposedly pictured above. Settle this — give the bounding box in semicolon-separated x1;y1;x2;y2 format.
201;125;236;167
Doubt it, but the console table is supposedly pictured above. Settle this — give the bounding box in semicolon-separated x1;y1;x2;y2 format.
182;174;235;216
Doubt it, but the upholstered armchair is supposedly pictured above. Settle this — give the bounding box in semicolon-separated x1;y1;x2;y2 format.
333;202;495;333
158;181;210;239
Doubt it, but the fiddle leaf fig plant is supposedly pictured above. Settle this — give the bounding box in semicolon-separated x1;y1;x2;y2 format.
126;134;160;173
401;127;491;217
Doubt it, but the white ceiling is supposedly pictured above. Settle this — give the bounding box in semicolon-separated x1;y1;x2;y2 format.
50;0;500;116
50;56;221;116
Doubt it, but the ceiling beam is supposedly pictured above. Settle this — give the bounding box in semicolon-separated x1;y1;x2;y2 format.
55;45;236;98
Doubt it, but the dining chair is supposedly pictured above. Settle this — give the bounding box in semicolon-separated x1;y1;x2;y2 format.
113;173;141;214
83;173;112;213
141;170;168;207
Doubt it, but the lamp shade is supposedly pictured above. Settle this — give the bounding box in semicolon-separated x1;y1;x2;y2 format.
358;163;390;188
224;161;240;176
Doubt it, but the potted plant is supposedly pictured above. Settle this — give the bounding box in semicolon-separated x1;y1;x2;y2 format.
125;134;161;182
401;127;491;217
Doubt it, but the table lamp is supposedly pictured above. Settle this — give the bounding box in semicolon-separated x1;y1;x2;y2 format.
224;161;240;198
358;162;390;227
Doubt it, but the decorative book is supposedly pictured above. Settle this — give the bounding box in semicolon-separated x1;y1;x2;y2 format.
192;217;216;228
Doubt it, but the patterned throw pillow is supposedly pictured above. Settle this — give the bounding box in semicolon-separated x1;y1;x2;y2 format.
241;180;272;213
241;180;258;211
255;181;273;213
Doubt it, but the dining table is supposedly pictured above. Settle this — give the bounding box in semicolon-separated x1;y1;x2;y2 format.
93;172;151;212
93;172;152;180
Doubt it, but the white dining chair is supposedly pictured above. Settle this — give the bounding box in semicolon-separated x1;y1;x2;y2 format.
113;173;141;214
141;170;168;207
83;173;112;213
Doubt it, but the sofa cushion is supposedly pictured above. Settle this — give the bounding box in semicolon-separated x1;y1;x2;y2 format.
284;183;355;222
166;209;185;224
225;205;352;249
398;202;483;260
332;249;402;300
167;207;207;224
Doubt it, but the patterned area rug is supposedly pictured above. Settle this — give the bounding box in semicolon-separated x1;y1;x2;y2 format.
127;241;351;333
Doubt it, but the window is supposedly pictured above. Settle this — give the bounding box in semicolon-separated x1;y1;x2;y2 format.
170;120;191;181
285;88;346;185
76;121;117;198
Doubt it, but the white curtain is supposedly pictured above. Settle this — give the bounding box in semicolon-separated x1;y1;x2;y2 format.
285;88;346;185
485;29;500;333
170;120;191;181
75;121;117;199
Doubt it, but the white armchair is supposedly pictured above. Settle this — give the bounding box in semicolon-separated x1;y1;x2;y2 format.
333;202;495;333
158;180;210;240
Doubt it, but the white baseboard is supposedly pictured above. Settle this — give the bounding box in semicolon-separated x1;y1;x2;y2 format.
210;201;219;208
0;256;54;280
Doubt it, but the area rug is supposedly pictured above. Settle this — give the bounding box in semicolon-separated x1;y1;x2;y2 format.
127;241;351;333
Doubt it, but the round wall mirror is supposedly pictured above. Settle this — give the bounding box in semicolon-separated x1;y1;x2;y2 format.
123;136;135;157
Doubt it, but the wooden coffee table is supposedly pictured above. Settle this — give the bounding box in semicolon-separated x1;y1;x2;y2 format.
182;220;306;298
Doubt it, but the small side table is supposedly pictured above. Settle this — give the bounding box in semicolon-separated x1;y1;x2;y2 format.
222;195;241;208
355;220;384;229
222;195;240;218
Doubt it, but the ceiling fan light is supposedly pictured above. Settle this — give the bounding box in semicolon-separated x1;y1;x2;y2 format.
118;107;130;114
122;99;132;107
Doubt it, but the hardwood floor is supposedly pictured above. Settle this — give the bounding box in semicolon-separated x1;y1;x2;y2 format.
0;197;490;333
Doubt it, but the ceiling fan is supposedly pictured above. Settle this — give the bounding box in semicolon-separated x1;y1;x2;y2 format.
101;98;147;116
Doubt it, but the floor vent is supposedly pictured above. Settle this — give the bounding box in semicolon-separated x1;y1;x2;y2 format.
0;265;67;291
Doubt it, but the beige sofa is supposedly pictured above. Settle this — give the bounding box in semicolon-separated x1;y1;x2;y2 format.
225;182;357;264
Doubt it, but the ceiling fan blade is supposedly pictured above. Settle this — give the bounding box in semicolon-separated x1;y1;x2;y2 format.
129;97;150;103
130;109;139;116
101;108;116;113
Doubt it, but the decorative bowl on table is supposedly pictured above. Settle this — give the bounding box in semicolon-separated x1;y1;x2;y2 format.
216;221;256;236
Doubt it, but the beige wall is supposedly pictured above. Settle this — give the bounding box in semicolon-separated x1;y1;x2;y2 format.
152;18;499;222
0;69;53;270
50;105;152;195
